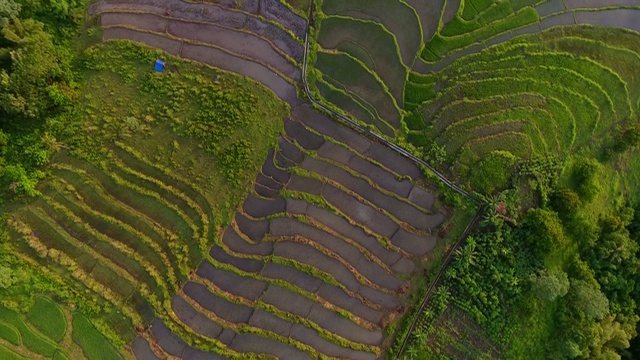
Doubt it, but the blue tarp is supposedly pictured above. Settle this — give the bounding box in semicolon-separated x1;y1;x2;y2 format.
154;59;165;72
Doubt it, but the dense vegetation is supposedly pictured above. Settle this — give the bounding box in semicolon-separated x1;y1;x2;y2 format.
305;0;640;358
0;0;288;355
2;0;640;358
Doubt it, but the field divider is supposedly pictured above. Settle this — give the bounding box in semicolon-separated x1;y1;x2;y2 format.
48;169;181;288
295;213;400;275
437;108;556;155
464;72;602;138
42;180;177;298
191;273;380;354
305;22;482;203
282;187;413;259
316;47;403;117
454;57;618;121
288;117;416;183
110;156;210;239
51;165;188;274
288;164;434;236
315;76;381;125
319;73;382;122
181;0;305;43
114;142;216;215
431;92;547;131
106;169;202;251
101;24;299;87
462;130;535;161
289;137;437;215
319;73;394;133
219;228;396;316
27;204;142;299
7;218;146;329
429;76;588;148
205;247;386;320
93;0;304;46
213;226;388;311
0;337;46;360
271;233;398;295
321;14;409;70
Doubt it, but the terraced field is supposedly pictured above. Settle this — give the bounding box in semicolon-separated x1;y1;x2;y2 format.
132;104;454;359
405;27;640;189
308;0;640;145
7;0;637;358
0;0;471;359
89;0;307;106
0;298;122;359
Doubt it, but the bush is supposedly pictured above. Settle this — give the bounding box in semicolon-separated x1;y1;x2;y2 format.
521;208;566;260
571;158;602;202
468;150;515;195
549;188;581;220
530;269;569;301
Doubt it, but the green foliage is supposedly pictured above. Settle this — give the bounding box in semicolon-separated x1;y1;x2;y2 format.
0;345;26;360
0;18;72;120
0;321;21;346
468;150;515;195
72;313;122;360
514;156;563;205
0;0;19;28
570;157;602;203
0;306;58;356
607;123;640;156
530;269;569;301
27;297;66;342
569;279;610;321
443;226;538;337
423;142;447;166
549;188;581;220
520;208;566;261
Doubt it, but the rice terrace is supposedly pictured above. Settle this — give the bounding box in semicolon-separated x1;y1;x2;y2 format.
1;0;640;359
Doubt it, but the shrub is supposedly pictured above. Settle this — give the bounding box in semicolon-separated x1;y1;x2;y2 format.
468;150;516;195
571;158;602;203
530;269;569;301
520;208;566;260
549;188;581;220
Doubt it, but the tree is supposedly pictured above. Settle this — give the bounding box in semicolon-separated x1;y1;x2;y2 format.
0;0;19;28
530;269;570;301
549;188;581;220
520;208;567;260
569;279;610;321
571;157;603;202
0;265;17;288
469;150;516;195
0;18;71;121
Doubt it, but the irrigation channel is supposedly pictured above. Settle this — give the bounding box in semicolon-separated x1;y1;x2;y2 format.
299;4;485;359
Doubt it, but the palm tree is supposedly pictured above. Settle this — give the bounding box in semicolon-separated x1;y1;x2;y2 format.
455;243;478;269
405;345;420;360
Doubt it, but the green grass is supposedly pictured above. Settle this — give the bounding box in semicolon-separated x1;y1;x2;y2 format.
26;297;67;343
422;6;539;60
0;345;27;360
0;321;21;346
72;313;123;360
281;0;310;17
3;38;290;350
444;1;514;36
0;306;59;357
